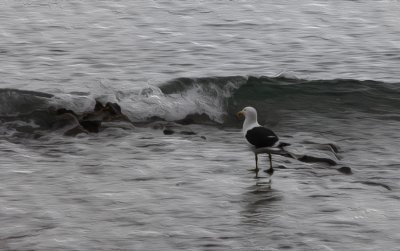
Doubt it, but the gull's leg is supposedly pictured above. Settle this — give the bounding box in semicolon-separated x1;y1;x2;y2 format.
255;153;259;178
265;153;274;176
248;153;260;178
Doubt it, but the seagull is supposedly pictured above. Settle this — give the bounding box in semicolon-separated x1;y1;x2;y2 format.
237;106;283;178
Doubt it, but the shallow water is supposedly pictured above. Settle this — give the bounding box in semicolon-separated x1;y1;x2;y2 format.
1;118;399;250
1;0;400;250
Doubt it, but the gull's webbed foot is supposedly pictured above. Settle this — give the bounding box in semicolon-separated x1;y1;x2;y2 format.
248;167;260;178
264;167;274;176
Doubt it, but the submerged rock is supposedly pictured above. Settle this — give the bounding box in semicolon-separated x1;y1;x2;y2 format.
354;181;391;191
151;121;198;137
254;145;339;166
254;134;342;168
298;155;337;166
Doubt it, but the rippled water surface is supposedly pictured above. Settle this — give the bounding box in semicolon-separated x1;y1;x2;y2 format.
1;121;400;250
1;0;400;92
1;0;400;250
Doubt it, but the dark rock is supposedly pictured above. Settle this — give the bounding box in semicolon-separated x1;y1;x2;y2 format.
94;100;105;111
33;133;43;139
180;131;196;135
56;108;78;117
337;166;352;175
298;155;337;166
15;125;35;133
64;126;88;136
105;102;122;115
52;113;79;130
81;101;133;125
176;113;215;125
80;120;102;133
53;113;88;136
163;129;175;135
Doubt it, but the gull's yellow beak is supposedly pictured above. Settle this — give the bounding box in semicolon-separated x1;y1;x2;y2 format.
236;111;245;119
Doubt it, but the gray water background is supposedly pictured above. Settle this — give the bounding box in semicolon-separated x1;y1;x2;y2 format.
1;0;400;92
1;1;400;250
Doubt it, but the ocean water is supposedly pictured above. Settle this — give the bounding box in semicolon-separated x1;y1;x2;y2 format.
1;1;400;250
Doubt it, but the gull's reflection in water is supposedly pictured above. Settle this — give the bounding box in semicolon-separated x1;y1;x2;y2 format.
238;182;287;249
240;181;284;224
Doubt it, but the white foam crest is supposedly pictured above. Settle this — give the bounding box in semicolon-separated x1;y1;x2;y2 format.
47;81;122;113
115;85;219;123
116;81;238;123
46;79;239;124
275;70;299;80
48;93;95;114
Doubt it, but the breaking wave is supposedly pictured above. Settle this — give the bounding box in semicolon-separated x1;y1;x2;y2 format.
1;75;400;137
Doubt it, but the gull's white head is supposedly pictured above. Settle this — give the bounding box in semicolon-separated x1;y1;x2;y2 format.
237;106;257;120
237;106;260;131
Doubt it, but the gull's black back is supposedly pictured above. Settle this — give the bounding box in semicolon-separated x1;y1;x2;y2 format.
245;126;279;148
